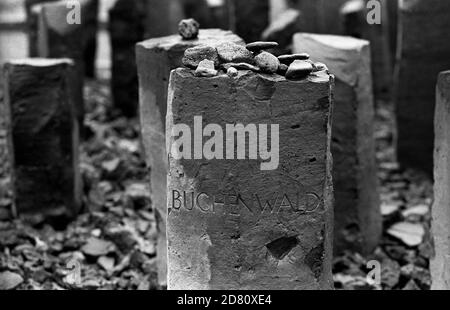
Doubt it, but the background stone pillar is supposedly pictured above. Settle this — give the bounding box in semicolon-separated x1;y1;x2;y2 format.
227;0;270;43
25;0;58;57
136;29;244;287
395;0;450;174
340;0;394;100
31;1;87;127
167;68;334;290
109;0;146;117
431;70;450;290
294;33;381;255
27;0;99;78
3;58;81;219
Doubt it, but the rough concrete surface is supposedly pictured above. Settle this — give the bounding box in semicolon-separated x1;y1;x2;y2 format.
167;68;334;290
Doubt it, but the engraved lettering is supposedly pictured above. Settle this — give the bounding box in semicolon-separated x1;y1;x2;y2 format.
196;192;211;212
306;192;321;213
172;190;182;210
255;193;279;214
184;191;195;210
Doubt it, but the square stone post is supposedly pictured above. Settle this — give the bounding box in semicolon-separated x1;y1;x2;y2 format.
30;1;87;128
167;67;334;290
294;33;381;255
3;58;81;218
395;0;450;174
431;71;450;290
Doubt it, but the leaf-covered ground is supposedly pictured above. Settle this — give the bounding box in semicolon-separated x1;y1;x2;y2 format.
0;80;433;290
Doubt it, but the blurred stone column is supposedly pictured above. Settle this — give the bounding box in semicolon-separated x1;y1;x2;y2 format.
167;68;334;290
432;70;450;290
340;0;393;100
81;0;99;78
227;0;270;43
3;58;81;219
25;0;58;57
293;0;348;34
136;29;244;287
179;0;213;28
31;1;86;128
294;33;381;255
395;0;450;174
26;0;99;78
109;0;146;117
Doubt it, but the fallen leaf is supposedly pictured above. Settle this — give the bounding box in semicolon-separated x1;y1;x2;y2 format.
387;222;425;247
381;202;401;216
401;264;431;288
137;278;150;290
81;238;115;257
381;258;401;288
402;204;429;218
125;183;151;209
0;271;23;290
403;279;420;290
97;256;115;272
118;139;139;154
101;158;121;173
91;229;102;238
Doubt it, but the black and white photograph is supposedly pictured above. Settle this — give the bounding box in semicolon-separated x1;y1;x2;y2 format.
0;0;449;296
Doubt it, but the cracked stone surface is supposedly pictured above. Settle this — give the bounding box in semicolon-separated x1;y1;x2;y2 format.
167;68;334;290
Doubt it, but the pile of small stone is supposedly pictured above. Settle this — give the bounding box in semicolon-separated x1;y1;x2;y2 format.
181;40;329;79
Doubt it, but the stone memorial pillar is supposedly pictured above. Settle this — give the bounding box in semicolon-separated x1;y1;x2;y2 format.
25;0;58;57
81;0;99;79
136;29;244;287
293;0;348;35
31;1;86;127
227;0;270;43
166;64;334;289
3;58;81;218
431;71;450;290
387;0;398;65
27;0;99;78
340;0;393;99
294;33;381;254
0;86;14;220
395;0;450;174
109;0;146;117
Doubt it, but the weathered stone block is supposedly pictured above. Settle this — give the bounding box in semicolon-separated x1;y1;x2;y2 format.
396;0;450;174
167;68;334;290
81;0;99;79
340;0;393;99
27;0;99;78
25;0;58;57
31;0;88;127
136;29;244;287
431;71;450;290
3;58;82;218
294;33;381;255
109;0;146;117
0;87;14;220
